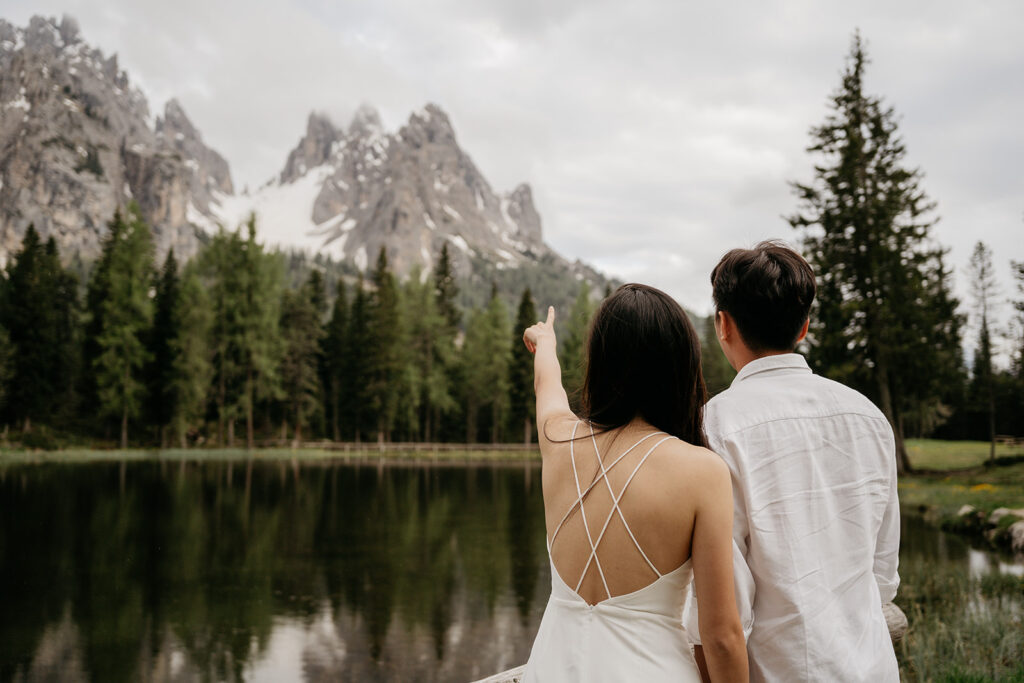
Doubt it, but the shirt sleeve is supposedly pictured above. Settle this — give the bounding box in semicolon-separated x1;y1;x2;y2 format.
682;429;755;644
874;426;901;603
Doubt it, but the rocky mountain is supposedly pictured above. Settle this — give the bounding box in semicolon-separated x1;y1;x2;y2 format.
214;103;597;292
0;14;612;308
0;15;232;264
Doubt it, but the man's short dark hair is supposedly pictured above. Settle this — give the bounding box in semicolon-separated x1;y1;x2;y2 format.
710;240;816;352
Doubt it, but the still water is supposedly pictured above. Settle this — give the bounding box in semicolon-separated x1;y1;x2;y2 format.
0;459;1020;682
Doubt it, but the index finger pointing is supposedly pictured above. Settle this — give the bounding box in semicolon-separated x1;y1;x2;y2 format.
546;306;555;325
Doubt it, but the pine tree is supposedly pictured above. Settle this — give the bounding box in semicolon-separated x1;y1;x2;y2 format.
509;288;538;444
462;286;512;443
434;243;460;331
432;243;461;440
280;274;325;444
236;216;285;449
346;278;373;441
559;281;595;410
323;280;348;441
2;226;79;431
968;242;999;462
147;249;180;446
169;265;213;448
787;33;962;473
93;203;155;448
367;247;402;442
400;267;454;441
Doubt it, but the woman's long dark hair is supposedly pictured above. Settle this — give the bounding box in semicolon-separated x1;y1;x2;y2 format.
579;283;708;448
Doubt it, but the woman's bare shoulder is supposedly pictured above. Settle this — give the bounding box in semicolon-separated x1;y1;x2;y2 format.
655;439;731;485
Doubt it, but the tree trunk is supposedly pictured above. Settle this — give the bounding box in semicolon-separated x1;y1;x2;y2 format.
120;407;128;449
875;357;911;474
245;366;255;450
23;416;31;433
524;416;532;446
988;388;996;464
331;379;340;442
228;419;235;448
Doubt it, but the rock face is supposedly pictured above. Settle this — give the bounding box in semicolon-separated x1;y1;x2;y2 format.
0;14;612;305
215;103;599;288
0;15;232;263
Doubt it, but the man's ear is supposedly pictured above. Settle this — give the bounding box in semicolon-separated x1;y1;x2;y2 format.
716;310;731;341
795;318;809;344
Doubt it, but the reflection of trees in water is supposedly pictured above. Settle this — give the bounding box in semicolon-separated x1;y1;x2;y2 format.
0;460;548;682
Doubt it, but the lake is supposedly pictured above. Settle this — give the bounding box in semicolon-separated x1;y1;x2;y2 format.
0;459;1020;682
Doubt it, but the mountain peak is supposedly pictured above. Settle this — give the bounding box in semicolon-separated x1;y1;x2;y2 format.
279;112;342;184
348;103;382;137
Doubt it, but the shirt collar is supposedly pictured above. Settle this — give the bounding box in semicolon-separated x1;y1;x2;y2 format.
731;353;811;385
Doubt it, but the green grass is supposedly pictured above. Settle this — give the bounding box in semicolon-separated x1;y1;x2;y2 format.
907;438;1024;471
896;556;1024;682
901;439;1024;516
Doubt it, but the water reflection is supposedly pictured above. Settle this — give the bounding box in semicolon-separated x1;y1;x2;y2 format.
1;461;1021;682
0;460;548;682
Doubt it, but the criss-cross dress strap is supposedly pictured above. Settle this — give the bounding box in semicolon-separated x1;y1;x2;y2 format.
547;427;665;552
565;420;612;598
577;433;675;586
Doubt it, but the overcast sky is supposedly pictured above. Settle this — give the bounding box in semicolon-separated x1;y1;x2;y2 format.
7;0;1024;351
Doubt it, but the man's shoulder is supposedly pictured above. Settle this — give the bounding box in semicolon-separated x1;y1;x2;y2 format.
706;369;889;436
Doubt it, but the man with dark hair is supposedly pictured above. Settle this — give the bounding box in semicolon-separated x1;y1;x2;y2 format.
684;241;900;682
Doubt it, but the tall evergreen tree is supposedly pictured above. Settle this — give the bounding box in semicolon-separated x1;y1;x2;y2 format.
434;243;461;331
368;247;402;442
279;274;325;443
323;280;348;441
401;267;454;441
2;226;79;431
236;216;285;449
169;265;213;448
787;33;961;473
462;286;512;443
559;282;595;410
147;249;180;446
509;288;538;444
346;278;373;441
968;241;999;462
0;323;11;419
93;203;155;447
432;243;461;440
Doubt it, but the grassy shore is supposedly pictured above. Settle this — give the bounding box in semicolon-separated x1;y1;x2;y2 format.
902;438;1024;528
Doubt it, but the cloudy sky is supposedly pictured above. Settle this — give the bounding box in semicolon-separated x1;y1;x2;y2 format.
8;0;1024;345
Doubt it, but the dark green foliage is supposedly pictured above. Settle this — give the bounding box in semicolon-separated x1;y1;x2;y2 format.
346;278;373;441
323;280;348;441
509;288;538;443
92;203;155;447
2;227;80;432
700;314;736;397
146;249;180;445
368;247;402;441
279;274;325;442
788;33;963;473
558;281;595;410
435;243;460;331
169;264;213;447
462;286;512;443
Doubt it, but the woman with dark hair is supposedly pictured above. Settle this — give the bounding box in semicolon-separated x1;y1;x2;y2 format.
520;284;748;682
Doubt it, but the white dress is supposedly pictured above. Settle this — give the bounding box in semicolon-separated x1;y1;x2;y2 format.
522;425;702;683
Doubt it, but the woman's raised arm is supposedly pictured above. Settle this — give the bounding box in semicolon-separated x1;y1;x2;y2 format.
523;306;573;442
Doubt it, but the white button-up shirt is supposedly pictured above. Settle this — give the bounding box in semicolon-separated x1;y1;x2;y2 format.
684;353;900;682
